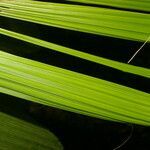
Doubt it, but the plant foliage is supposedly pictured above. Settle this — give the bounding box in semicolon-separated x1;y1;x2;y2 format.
0;0;150;130
0;111;63;150
0;51;150;126
0;0;150;41
0;28;149;78
67;0;150;12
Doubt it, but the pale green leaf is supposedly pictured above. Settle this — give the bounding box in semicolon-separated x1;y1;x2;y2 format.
67;0;150;12
0;28;149;78
0;51;150;126
0;0;150;41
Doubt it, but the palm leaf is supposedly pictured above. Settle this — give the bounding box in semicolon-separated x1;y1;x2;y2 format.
66;0;150;12
0;0;150;130
0;111;63;150
1;51;150;126
0;0;150;41
1;28;150;78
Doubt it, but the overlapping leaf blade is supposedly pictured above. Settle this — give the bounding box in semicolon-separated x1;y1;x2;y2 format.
0;112;63;150
0;0;150;41
1;28;150;78
67;0;150;12
0;51;150;126
0;0;150;128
